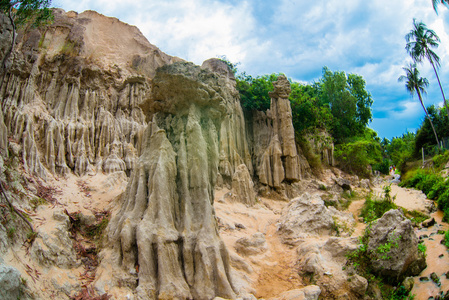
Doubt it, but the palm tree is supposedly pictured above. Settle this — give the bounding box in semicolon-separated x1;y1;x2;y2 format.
432;0;449;14
399;63;440;146
405;19;449;120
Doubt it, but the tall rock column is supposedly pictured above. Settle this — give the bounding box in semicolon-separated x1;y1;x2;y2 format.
101;62;235;300
258;75;301;188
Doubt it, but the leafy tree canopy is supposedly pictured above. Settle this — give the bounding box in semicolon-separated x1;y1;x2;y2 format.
0;0;53;28
318;67;373;144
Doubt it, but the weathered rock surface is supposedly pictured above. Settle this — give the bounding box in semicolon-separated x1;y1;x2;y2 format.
297;237;366;299
0;9;182;177
305;130;334;166
231;164;256;205
0;257;21;300
0;261;21;300
97;62;236;299
31;209;78;268
255;75;301;188
234;232;268;256
273;285;321;300
277;193;355;244
201;59;253;190
367;209;426;282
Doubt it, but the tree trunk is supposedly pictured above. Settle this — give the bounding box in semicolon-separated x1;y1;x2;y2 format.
430;60;449;121
417;88;440;146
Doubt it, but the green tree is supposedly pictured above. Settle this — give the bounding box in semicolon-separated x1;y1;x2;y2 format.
334;129;382;178
236;73;279;111
432;0;449;13
405;19;449;119
289;82;332;135
318;67;373;144
0;0;53;74
347;73;373;127
386;132;415;167
399;63;440;146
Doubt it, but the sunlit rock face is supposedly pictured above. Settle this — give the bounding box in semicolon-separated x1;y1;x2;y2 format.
248;75;305;191
0;9;181;177
100;62;236;299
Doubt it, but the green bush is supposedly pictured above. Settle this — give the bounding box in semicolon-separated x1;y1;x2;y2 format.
360;186;397;223
432;150;449;169
400;169;449;221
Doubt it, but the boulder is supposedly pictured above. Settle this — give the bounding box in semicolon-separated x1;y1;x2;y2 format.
0;260;21;300
367;209;426;282
274;285;321;300
277;193;355;244
234;232;268;256
296;237;364;299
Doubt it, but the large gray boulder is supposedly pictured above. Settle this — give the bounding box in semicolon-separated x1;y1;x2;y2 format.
0;258;21;300
367;209;426;282
296;237;366;299
277;193;355;244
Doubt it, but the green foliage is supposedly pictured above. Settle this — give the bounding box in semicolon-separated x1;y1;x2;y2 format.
399;169;449;221
0;0;53;28
296;136;322;172
335;131;382;178
385;132;416;168
236;73;279;111
404;209;429;225
360;186;397;223
432;149;449;169
290;82;332;135
375;232;400;260
444;229;449;248
319;67;373;144
7;226;15;238
418;243;427;257
85;214;109;240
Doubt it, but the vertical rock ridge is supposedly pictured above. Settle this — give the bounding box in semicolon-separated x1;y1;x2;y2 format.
0;9;179;177
99;62;236;299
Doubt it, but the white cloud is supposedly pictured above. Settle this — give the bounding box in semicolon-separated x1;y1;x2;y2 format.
54;0;449;138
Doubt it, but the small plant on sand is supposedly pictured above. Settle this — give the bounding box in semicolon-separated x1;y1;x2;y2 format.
418;243;427;257
444;230;449;248
360;192;397;223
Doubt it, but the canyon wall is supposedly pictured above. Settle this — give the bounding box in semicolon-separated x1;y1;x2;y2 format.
0;9;181;178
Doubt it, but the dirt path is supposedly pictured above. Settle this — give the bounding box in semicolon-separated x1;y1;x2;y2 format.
214;188;304;299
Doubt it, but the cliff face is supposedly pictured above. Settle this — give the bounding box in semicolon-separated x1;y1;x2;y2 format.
98;62;236;299
0;9;181;178
0;8;331;299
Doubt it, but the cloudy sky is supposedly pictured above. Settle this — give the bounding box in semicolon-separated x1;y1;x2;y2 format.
54;0;449;140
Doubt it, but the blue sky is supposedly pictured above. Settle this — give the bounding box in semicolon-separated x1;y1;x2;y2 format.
54;0;449;140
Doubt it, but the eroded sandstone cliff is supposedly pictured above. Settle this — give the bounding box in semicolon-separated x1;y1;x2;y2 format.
0;9;182;178
97;62;236;299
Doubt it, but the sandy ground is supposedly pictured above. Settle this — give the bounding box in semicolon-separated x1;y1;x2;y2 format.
214;188;305;298
2;172;127;299
3;170;447;299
